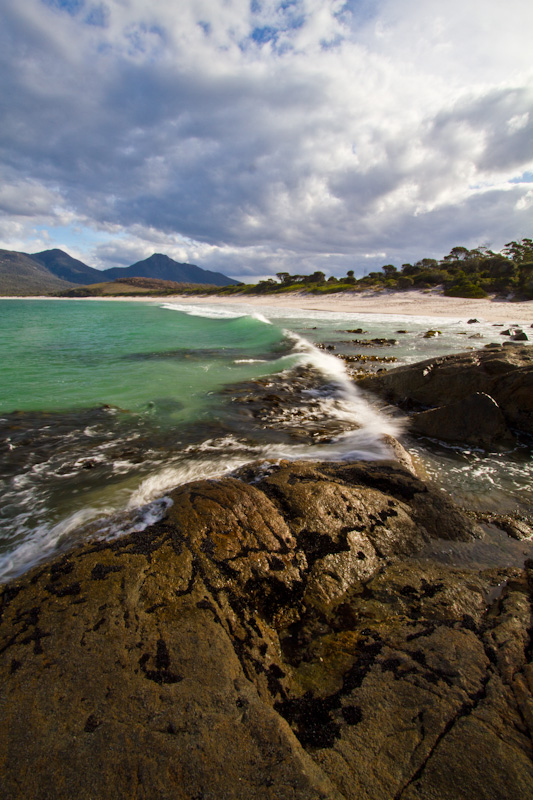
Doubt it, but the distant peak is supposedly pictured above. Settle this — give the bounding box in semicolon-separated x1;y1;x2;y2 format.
144;253;174;262
33;248;67;256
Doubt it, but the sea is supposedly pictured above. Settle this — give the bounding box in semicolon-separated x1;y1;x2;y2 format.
1;298;532;582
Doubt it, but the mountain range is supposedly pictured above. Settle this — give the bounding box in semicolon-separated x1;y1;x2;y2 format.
0;248;238;295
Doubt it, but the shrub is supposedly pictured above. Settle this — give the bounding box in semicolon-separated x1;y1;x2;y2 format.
444;281;488;298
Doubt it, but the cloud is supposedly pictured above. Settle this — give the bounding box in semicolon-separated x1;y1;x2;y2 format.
0;0;532;278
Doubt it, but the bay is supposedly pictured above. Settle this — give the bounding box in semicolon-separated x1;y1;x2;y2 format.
0;298;531;580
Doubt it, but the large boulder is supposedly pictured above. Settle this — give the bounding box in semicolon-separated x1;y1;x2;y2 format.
357;344;533;441
410;391;514;447
1;460;533;799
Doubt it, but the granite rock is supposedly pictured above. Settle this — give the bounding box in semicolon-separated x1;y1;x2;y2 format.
1;460;532;800
357;344;533;441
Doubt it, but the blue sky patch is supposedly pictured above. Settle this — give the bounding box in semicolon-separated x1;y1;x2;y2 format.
251;26;279;45
42;0;84;15
510;171;533;184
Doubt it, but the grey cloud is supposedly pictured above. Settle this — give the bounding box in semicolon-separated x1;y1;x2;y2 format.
1;0;532;278
431;88;533;174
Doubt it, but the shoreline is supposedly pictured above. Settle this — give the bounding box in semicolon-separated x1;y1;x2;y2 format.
2;289;533;323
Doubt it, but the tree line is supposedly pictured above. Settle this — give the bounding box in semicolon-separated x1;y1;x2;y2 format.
214;238;533;299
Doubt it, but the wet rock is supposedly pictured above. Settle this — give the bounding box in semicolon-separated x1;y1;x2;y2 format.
465;511;533;542
1;460;532;800
410;392;514;448
225;366;359;445
514;331;529;341
357;344;533;438
423;330;442;338
351;338;399;347
467;319;480;324
339;353;398;364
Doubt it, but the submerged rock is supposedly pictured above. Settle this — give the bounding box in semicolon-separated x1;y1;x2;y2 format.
351;337;399;346
357;344;533;442
1;460;533;800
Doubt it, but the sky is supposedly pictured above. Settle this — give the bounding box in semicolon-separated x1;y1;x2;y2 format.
0;0;532;281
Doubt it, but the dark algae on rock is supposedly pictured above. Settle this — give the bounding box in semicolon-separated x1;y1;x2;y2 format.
1;459;533;799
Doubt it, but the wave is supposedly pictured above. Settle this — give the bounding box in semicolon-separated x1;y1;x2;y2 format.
282;329;400;438
160;302;271;325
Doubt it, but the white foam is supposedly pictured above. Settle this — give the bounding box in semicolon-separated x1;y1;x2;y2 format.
161;302;247;319
0;505;114;581
160;302;272;325
284;330;400;440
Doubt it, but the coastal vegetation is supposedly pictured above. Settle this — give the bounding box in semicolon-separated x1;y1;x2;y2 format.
200;238;533;300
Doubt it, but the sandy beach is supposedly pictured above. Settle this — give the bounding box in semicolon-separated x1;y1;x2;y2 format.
4;289;533;324
153;289;533;324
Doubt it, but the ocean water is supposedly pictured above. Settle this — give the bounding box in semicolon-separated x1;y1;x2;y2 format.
1;298;531;580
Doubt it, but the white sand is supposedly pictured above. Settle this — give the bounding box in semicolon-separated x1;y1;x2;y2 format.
152;289;533;324
4;290;533;323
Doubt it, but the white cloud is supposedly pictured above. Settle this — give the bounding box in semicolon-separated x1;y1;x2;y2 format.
0;0;532;278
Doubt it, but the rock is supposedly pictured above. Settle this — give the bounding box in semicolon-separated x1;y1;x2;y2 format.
351;338;399;347
410;392;514;448
467;319;480;324
3;460;533;799
340;353;398;365
380;434;418;474
357;344;533;437
423;330;441;338
514;331;529;341
466;511;533;541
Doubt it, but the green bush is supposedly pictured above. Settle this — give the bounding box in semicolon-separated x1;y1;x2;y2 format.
444;282;488;298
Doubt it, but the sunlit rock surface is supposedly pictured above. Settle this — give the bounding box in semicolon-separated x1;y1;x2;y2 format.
1;460;532;799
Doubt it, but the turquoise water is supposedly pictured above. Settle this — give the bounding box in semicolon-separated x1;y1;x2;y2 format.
0;298;531;580
0;300;284;419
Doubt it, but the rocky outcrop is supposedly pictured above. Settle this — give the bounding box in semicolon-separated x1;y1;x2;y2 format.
409;391;514;448
357;343;533;445
1;460;533;799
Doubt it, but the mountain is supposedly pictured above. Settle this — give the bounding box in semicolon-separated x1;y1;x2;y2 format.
104;253;239;286
29;249;103;285
0;250;74;295
0;248;238;295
